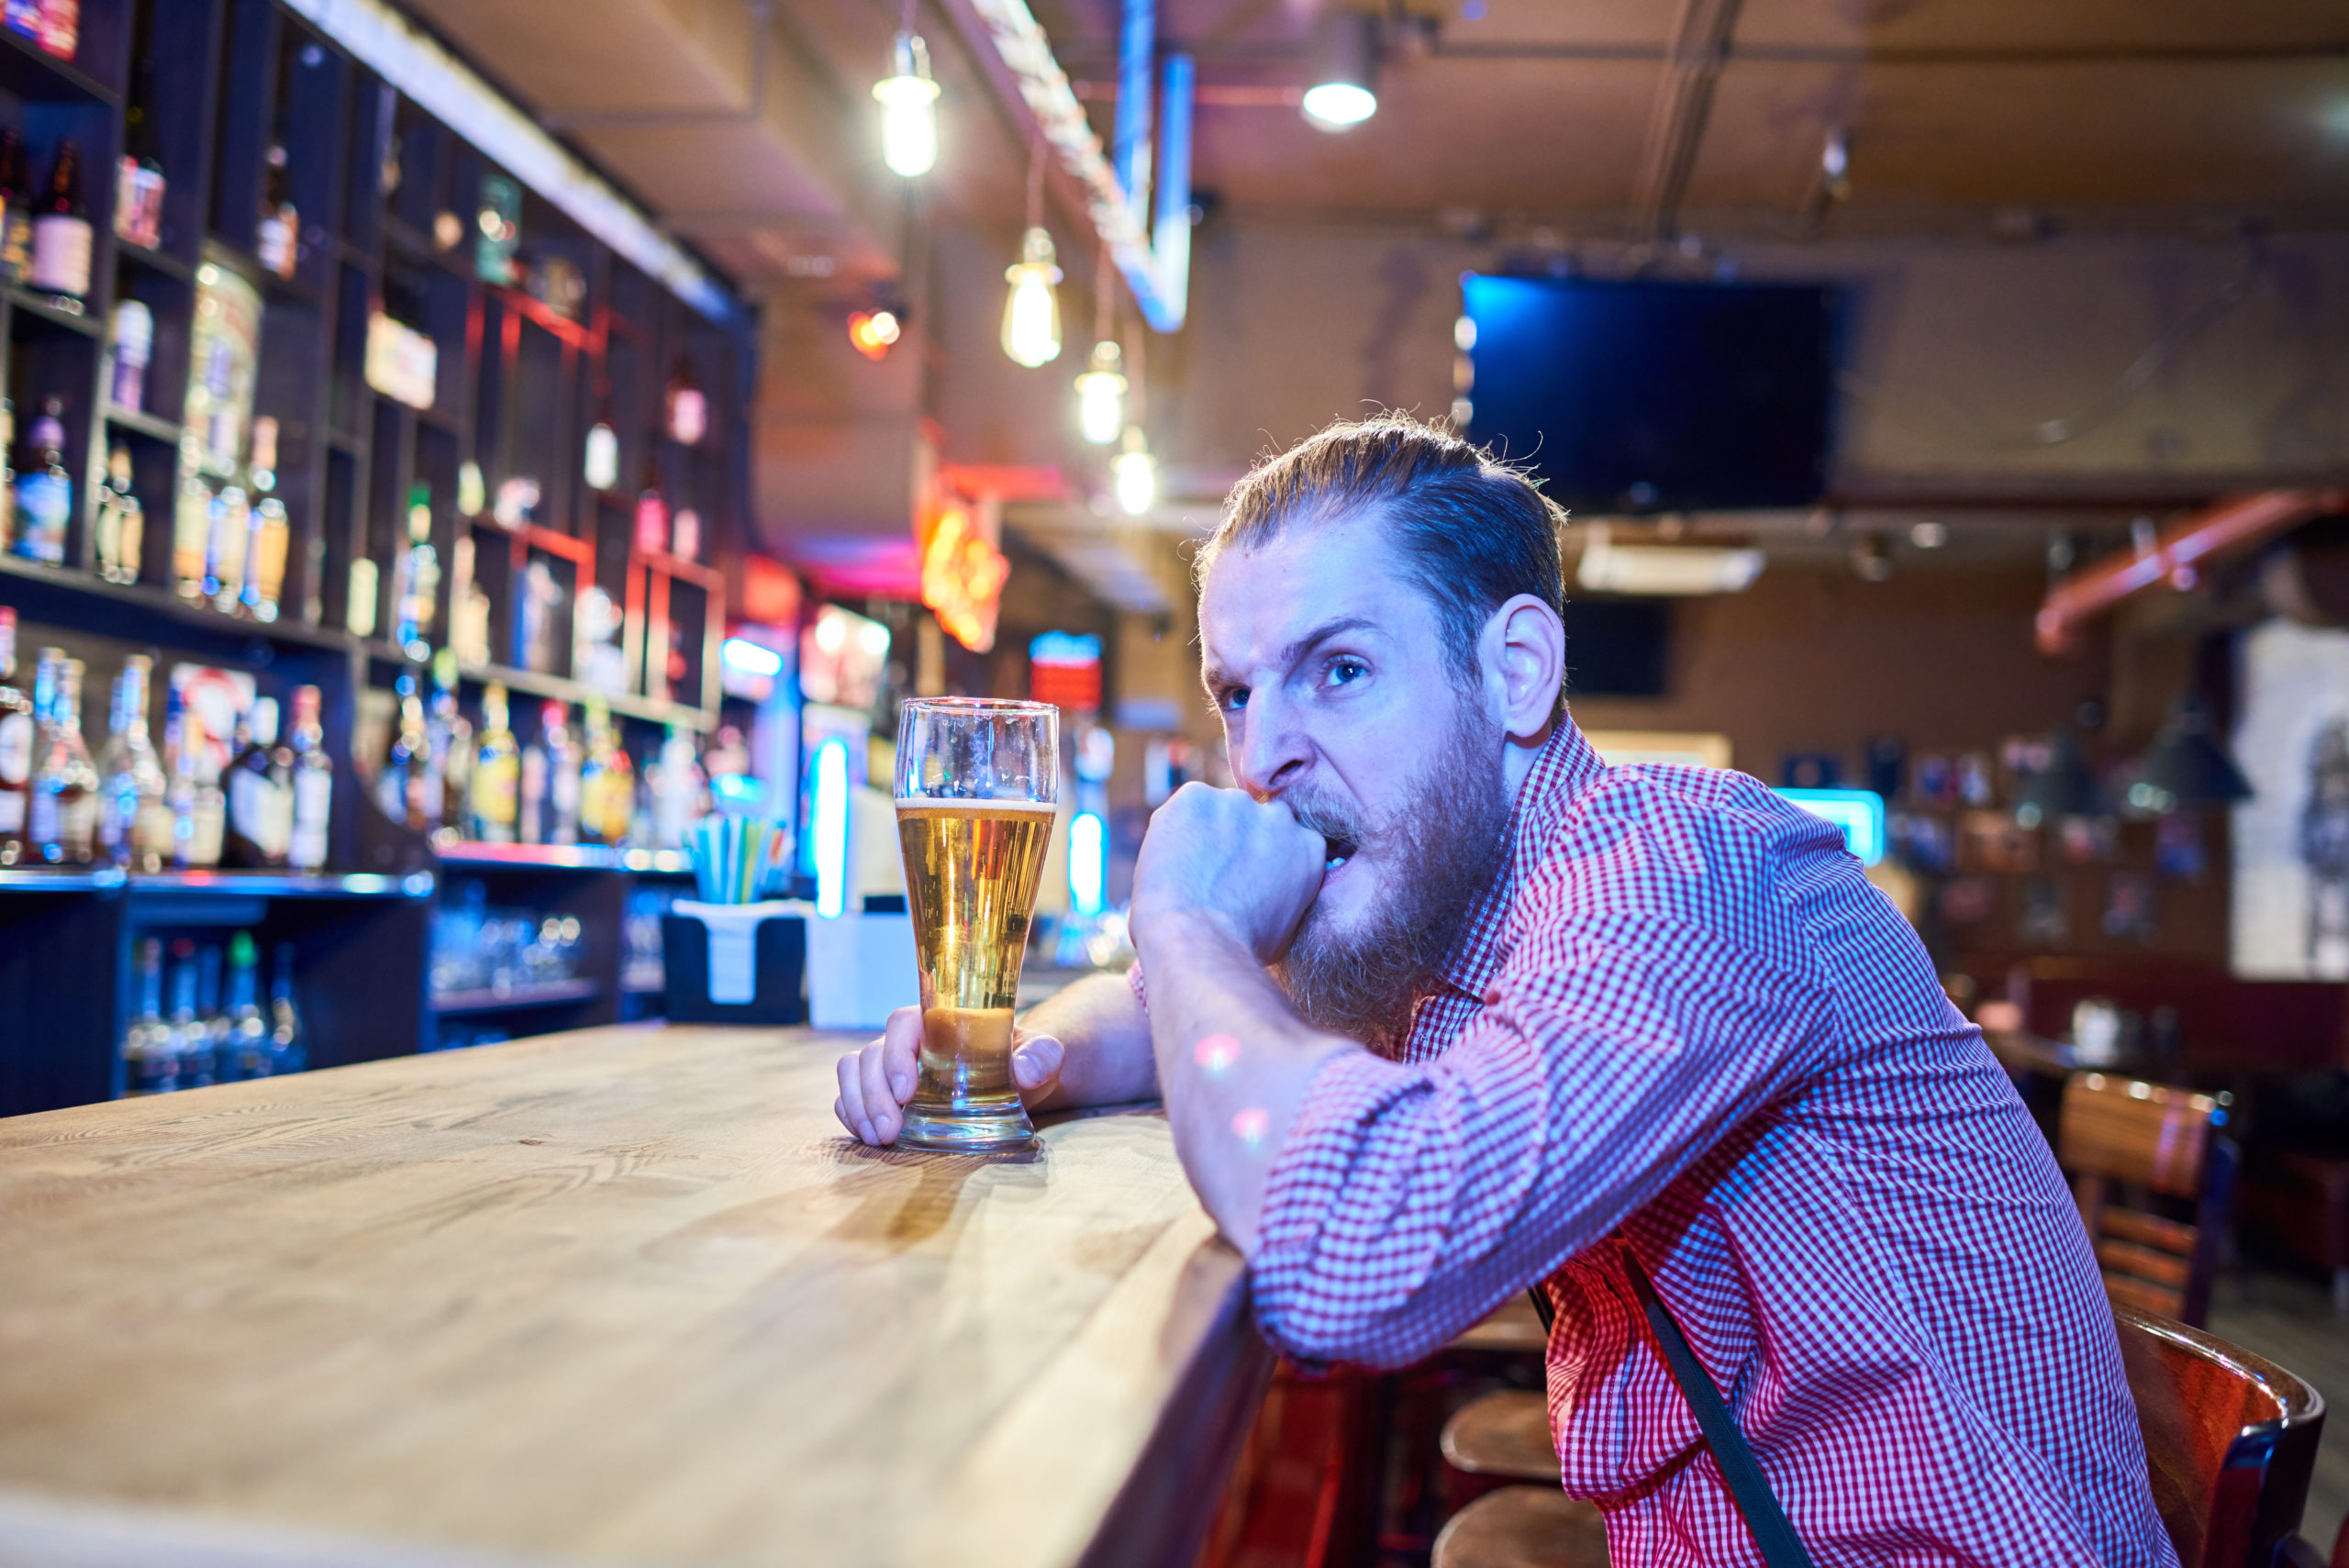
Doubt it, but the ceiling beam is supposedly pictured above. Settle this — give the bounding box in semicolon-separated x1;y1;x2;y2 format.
1629;0;1742;241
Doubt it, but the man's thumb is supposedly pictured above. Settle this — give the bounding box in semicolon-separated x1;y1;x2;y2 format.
1011;1034;1065;1092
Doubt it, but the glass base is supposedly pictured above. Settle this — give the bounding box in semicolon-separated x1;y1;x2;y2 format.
896;1094;1037;1153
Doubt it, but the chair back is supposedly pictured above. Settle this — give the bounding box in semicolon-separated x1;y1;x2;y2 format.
2060;1072;2237;1325
2115;1307;2326;1568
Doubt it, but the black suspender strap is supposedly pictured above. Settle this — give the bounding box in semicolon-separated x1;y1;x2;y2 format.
1527;1257;1815;1568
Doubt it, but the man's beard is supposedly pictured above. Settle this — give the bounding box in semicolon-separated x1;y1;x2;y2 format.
1275;707;1514;1057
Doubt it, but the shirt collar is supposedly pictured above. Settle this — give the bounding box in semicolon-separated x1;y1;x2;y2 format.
1429;717;1606;999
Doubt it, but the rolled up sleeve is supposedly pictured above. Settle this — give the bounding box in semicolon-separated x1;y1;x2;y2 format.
1249;901;1835;1368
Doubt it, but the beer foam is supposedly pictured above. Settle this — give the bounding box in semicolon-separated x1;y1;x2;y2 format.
893;797;1059;816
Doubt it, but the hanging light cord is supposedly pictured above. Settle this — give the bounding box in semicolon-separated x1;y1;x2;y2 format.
1026;133;1046;232
1093;241;1113;346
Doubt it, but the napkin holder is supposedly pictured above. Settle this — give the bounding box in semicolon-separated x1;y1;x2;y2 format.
662;900;807;1025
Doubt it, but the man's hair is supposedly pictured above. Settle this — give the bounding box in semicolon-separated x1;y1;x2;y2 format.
1197;413;1569;698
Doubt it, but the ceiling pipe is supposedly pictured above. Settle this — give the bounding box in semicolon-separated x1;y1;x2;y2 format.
945;0;1193;331
2034;488;2349;654
1113;0;1153;228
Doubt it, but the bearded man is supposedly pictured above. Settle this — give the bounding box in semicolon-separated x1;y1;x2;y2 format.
834;415;2175;1568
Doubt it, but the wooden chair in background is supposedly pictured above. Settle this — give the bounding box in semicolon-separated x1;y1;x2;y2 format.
2059;1072;2238;1327
2115;1306;2329;1568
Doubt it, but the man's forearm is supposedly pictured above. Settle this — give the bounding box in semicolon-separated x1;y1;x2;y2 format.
1016;971;1159;1110
1137;912;1353;1254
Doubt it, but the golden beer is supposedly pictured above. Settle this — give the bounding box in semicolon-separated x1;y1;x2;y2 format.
895;799;1055;1150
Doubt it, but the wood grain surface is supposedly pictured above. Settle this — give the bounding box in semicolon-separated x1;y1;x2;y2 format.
0;1025;1272;1568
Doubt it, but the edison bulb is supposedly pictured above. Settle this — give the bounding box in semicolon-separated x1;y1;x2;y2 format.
1001;227;1063;368
1112;427;1156;517
1074;341;1126;445
874;34;940;178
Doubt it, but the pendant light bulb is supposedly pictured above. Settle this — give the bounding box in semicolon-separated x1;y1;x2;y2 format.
874;32;941;178
1074;340;1127;445
1001;227;1063;368
1302;10;1379;129
1111;427;1157;517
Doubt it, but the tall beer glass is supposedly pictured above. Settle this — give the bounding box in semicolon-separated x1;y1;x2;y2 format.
894;698;1058;1151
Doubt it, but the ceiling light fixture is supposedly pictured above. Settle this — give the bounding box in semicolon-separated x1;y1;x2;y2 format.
1111;427;1156;516
1075;340;1126;444
1301;9;1378;129
874;28;941;177
1002;143;1063;367
1575;526;1763;595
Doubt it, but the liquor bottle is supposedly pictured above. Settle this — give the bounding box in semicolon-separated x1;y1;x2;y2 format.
206;485;250;613
223;696;291;868
578;699;634;847
94;444;142;584
469;683;519;842
28;139;92;300
96;653;171;872
583;388;619;492
115;14;165;249
12;400;70;564
542;702;581;847
0;396;15;551
171;708;224;869
286;684;330;872
390;484;439;661
124;938;177;1096
35;0;75;61
633;460;669;555
243;417;286;621
108;298;153;412
256;144;298;279
518;730;544;845
663;356;707;446
191;942;224;1089
671;507;701;563
515;559;561;673
164;940;208;1089
425;651;468;844
0;130;31;284
378;674;429;830
225;931;269;1081
269;942;307;1075
0;607;29;865
654;723;703;850
28;650;95;863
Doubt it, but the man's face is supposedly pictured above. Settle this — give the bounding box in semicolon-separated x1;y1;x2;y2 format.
1198;515;1513;1045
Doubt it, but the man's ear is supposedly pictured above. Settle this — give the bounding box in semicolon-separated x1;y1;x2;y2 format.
1480;594;1565;740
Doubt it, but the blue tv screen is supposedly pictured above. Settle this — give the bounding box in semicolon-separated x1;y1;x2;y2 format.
1461;274;1838;513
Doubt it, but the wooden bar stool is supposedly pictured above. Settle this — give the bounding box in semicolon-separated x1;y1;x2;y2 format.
1432;1487;1609;1568
1441;1388;1556;1482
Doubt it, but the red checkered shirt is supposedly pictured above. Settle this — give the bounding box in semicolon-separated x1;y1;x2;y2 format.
1132;719;2176;1568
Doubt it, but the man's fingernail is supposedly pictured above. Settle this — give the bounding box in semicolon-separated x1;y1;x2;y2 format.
858;1119;876;1144
891;1073;911;1097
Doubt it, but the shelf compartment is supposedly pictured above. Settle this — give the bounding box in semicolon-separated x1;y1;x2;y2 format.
430;978;602;1015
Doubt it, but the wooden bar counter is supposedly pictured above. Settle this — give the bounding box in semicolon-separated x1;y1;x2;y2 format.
0;1025;1273;1567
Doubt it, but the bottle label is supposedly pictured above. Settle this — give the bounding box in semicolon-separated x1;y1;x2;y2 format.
60;790;94;852
377;767;407;822
473;756;518;832
28;787;54;846
0;786;22;834
291;769;330;868
135;798;174;857
28;213;91;296
0;209;30;284
19;473;69;563
0;711;30;784
230;770;292;859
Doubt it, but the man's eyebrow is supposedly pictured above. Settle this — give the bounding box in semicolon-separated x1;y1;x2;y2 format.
1202;615;1383;695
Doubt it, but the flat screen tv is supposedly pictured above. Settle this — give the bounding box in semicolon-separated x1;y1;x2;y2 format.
1460;273;1838;514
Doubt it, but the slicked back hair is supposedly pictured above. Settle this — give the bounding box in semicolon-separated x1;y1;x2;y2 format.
1197;413;1570;706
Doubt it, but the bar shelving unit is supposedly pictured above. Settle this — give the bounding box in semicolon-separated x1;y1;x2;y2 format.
0;0;756;1116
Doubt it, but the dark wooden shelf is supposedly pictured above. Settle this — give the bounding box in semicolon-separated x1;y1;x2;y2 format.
367;647;718;732
4;284;101;336
0;551;359;653
0;868;430;897
430;979;602;1015
0;27;119;105
0;866;124;891
104;405;183;444
438;843;622;871
114;240;195;284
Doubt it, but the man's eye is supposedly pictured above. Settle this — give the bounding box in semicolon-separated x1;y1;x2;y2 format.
1222;687;1250;711
1329;660;1366;685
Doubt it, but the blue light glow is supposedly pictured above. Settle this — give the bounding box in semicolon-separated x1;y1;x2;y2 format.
720;637;785;677
1774;788;1887;866
1069;811;1107;917
812;739;852;918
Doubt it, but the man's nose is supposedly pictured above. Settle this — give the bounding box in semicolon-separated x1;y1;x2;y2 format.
1230;687;1310;800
